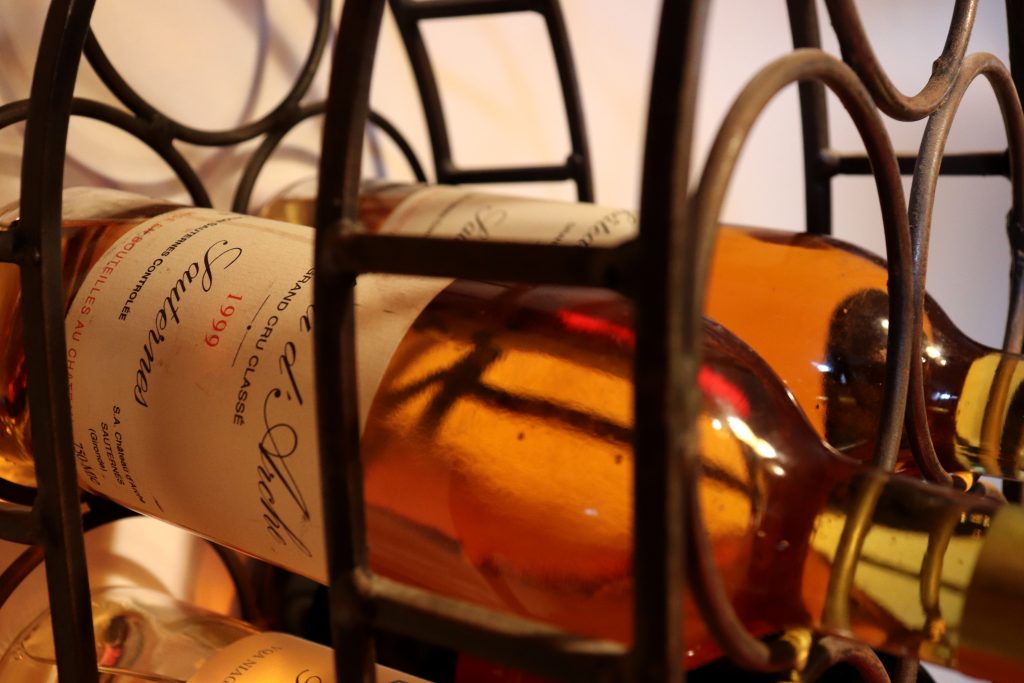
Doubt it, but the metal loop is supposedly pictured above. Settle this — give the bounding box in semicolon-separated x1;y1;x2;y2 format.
231;106;427;214
907;52;1024;482
825;0;977;121
800;636;891;683
82;0;332;146
0;97;210;208
686;48;912;672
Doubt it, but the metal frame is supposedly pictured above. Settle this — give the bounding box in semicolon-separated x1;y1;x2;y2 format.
0;0;1019;682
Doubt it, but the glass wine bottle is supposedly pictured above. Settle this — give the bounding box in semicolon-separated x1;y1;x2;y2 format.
265;182;1024;480
0;585;422;682
0;187;1021;679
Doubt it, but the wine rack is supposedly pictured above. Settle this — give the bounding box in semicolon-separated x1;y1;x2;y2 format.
0;1;1020;682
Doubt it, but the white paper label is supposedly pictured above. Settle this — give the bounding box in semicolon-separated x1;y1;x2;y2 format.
188;631;430;683
66;186;635;582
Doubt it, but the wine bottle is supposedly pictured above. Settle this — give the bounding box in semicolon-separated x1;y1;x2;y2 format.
262;183;1024;480
0;187;1022;678
0;585;424;682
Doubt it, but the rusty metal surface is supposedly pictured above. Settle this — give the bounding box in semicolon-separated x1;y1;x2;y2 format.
905;53;1024;484
824;0;977;122
800;636;892;683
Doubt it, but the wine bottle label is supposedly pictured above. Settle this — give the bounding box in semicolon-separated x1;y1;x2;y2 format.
188;631;431;683
65;186;634;581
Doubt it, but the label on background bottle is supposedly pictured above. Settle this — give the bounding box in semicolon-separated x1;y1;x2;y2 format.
188;631;431;683
66;186;634;581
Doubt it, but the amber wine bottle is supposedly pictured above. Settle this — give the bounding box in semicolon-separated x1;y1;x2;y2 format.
0;187;1022;679
0;585;423;682
264;184;1024;480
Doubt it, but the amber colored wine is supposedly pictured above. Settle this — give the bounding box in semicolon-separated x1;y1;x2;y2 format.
0;187;1022;679
268;184;1024;480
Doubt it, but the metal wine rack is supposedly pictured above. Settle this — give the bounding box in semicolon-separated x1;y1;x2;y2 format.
0;1;1018;682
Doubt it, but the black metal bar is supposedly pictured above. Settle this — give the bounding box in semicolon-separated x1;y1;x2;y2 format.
632;1;708;680
364;574;625;683
19;0;100;679
388;0;593;200
787;0;833;234
835;150;1010;177
388;0;454;184
442;162;579;185
399;0;544;19
1008;1;1024;101
539;0;594;200
330;234;633;290
317;1;388;682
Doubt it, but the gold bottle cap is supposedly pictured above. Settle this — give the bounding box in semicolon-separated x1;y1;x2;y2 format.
958;503;1024;680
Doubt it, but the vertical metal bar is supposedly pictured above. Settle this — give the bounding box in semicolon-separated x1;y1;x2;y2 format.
1007;0;1024;99
388;0;454;182
19;0;99;681
1005;1;1024;354
388;0;593;200
539;1;594;201
317;1;388;682
787;0;834;234
634;1;708;680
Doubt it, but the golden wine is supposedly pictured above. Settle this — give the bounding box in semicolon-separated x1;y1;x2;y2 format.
264;185;1024;480
0;187;1021;678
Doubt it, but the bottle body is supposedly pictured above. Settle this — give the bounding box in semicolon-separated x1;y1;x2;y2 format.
0;187;1020;678
0;585;421;682
704;226;1021;478
266;184;1024;479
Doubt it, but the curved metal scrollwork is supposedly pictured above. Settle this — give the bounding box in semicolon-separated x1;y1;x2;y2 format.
686;48;912;673
907;52;1024;484
82;1;332;146
825;0;977;121
800;636;892;683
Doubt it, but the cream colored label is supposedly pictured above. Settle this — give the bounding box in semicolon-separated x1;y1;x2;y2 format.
189;631;430;683
66;187;634;582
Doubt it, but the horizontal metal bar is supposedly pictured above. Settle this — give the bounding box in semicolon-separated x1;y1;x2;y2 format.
440;162;579;185
361;573;627;683
832;149;1009;176
330;233;636;291
0;501;40;545
399;0;543;20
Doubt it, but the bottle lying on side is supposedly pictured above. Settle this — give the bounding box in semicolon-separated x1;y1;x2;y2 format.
264;182;1024;480
0;585;423;682
0;187;1020;678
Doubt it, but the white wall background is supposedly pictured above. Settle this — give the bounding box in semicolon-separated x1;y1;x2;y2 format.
0;1;1008;680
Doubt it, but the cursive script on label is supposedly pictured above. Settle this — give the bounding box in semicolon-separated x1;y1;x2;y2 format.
133;240;242;407
258;308;315;556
